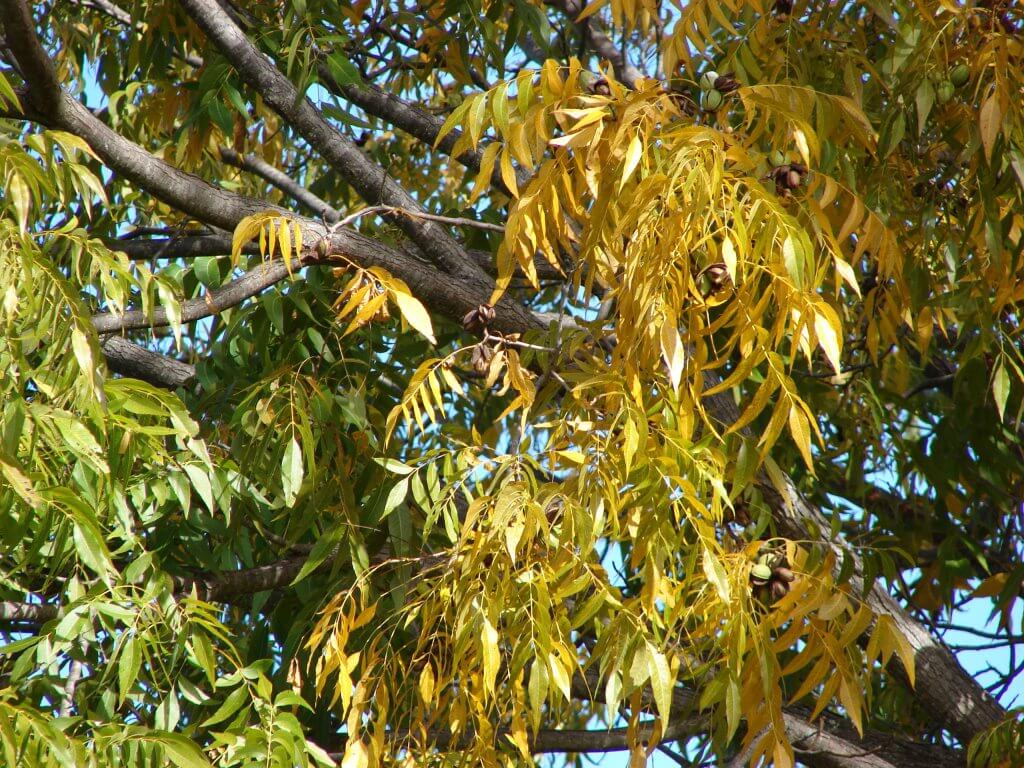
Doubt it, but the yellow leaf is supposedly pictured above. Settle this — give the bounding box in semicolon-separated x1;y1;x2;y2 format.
788;406;814;471
482;615;500;695
721;236;737;283
279;218;293;274
574;0;607;21
660;317;685;392
0;452;41;508
469;141;501;204
888;621;917;688
622;417;638;474
547;651;571;701
702;547;731;603
839;678;864;735
231;211;278;264
340;740;368;768
980;89;1002;164
973;572;1009;598
387;278;437;344
619;134;643;192
832;255;861;296
645;645;674;725
488;243;515;305
813;305;843;373
418;662;434;704
793;127;811;166
499;149;518;197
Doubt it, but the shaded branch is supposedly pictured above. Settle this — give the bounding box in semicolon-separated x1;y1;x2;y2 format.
572;668;957;768
100;336;195;388
105;233;256;261
0;600;58;623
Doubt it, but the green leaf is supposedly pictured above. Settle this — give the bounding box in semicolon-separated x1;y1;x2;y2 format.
183;463;216;513
291;525;344;585
201;684;249;728
118;635;141;703
71;512;113;576
155;733;212;768
281;436;304;506
325;52;363;87
992;362;1009;422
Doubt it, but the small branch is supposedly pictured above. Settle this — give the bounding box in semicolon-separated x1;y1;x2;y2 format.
58;640;89;717
106;233;252;261
219;146;341;223
902;373;955;399
180;0;485;279
338;204;504;233
92;256;303;334
547;0;645;87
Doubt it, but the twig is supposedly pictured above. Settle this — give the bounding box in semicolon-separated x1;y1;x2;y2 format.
336;204;504;233
59;640;89;717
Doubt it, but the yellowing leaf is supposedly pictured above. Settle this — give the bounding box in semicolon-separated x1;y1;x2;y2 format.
482;615;500;695
721;236;737;283
788;406;814;471
792;127;810;166
619;134;643;192
702;547;731;603
231;211;281;265
979;89;1002;164
341;740;369;768
0;451;41;508
575;0;608;21
992;362;1009;422
660;318;685;392
813;306;843;373
387;281;436;344
645;644;673;724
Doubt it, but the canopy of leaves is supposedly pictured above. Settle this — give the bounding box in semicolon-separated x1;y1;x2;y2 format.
0;1;1022;767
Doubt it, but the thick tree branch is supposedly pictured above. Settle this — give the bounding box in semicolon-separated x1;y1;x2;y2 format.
573;667;959;768
101;336;195;388
318;74;532;192
0;600;58;623
106;233;255;261
1;2;540;340
757;463;1005;744
179;0;484;280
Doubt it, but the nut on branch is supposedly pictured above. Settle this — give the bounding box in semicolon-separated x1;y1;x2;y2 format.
770;162;808;197
462;303;495;335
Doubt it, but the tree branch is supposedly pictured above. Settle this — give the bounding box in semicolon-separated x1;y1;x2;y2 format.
100;336;195;388
179;0;485;280
547;0;645;87
0;600;58;623
218;146;341;223
319;75;532;193
105;233;255;261
1;0;543;343
92;256;301;333
572;667;959;768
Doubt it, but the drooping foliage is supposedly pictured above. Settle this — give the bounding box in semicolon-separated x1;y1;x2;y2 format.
0;1;1022;768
